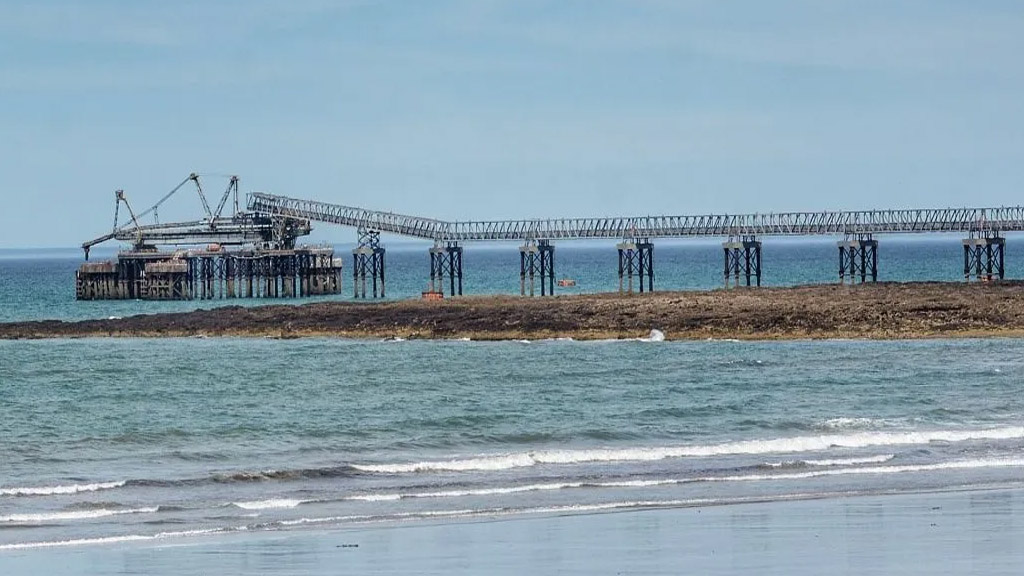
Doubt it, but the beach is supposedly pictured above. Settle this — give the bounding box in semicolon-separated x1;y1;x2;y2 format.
4;251;1024;573
2;487;1022;575
3;335;1024;571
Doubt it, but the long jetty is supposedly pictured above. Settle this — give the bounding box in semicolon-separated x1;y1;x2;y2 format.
248;193;1019;295
74;174;1021;301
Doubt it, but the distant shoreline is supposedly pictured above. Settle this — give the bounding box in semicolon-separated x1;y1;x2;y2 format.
3;282;1024;341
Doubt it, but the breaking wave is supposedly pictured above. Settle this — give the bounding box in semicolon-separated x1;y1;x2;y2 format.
353;427;1024;474
0;507;158;523
0;481;127;497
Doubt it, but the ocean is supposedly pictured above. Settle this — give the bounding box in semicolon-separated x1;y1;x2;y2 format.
1;236;1021;323
1;239;1024;573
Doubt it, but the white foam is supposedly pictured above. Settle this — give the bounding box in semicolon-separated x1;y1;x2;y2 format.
363;457;1024;498
0;507;157;523
0;481;126;497
0;528;223;551
818;417;887;430
765;454;896;468
356;453;537;474
639;329;665;342
232;499;305;510
717;457;1024;483
607;458;1024;486
347;493;401;502
347;482;585;502
353;427;1024;474
804;455;896;467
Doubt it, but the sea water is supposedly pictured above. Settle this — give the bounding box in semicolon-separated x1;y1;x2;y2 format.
0;241;1023;555
1;237;1021;323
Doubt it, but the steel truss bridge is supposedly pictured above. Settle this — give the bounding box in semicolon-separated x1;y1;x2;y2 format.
247;193;1024;242
81;173;1024;255
79;175;1022;294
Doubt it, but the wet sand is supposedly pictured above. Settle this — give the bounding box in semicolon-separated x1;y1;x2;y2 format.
3;487;1022;575
4;282;1024;341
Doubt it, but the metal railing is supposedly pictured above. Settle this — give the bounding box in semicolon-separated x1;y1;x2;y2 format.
248;193;1024;242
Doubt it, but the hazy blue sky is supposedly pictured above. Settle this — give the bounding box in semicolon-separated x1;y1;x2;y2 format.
2;0;1023;248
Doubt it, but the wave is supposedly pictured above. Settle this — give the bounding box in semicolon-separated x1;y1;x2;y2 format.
0;507;157;523
353;426;1024;474
0;528;226;551
3;465;364;500
638;329;665;342
598;458;1024;488
345;457;1024;502
763;455;896;469
260;492;846;529
346;481;587;502
0;481;126;497
231;499;306;510
816;417;890;431
5;471;1015;552
210;466;358;483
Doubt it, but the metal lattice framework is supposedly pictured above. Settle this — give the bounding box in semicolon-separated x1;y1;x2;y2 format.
248;193;1024;242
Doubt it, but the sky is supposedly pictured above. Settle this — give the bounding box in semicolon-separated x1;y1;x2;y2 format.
1;0;1023;248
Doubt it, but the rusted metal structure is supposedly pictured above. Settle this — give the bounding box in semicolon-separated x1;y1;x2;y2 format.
78;174;1024;302
250;193;1024;293
723;236;763;288
617;239;654;294
839;235;879;284
429;241;463;297
77;175;341;301
519;240;555;297
963;233;1005;282
76;247;343;301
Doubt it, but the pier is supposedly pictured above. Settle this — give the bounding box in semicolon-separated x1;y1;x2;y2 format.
76;247;343;301
76;174;1024;300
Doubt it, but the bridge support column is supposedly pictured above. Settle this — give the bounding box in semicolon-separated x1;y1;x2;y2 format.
838;235;878;284
963;233;1004;282
281;255;296;298
353;230;386;298
429;242;464;296
723;236;761;287
225;257;237;298
520;240;555;296
617;239;655;293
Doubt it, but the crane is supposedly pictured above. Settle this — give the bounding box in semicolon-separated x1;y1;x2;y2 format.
81;173;310;260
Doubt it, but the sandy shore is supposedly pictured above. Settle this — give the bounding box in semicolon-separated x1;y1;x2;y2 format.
4;282;1024;341
3;487;1022;575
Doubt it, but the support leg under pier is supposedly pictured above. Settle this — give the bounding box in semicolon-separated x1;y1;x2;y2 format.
838;235;878;284
617;239;655;293
352;230;386;298
723;236;762;287
963;234;1005;282
519;240;555;296
429;242;464;296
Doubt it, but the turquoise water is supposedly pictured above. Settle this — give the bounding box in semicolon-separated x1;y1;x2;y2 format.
2;336;1024;551
1;243;1024;557
0;237;1018;323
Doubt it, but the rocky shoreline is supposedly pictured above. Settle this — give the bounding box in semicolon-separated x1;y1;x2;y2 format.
4;282;1024;341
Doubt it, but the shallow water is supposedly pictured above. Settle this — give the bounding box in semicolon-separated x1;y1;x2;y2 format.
0;237;1013;323
2;246;1024;569
2;335;1024;551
